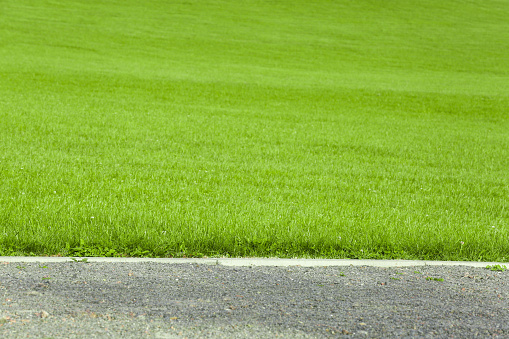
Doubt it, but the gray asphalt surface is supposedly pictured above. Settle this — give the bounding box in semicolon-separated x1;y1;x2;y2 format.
1;260;508;338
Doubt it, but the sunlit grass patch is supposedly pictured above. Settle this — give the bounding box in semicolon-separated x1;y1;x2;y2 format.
0;0;508;260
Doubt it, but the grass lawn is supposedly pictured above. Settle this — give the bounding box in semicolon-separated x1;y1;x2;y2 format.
1;0;508;260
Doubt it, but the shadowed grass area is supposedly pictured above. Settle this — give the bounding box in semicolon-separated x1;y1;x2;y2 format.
0;0;508;260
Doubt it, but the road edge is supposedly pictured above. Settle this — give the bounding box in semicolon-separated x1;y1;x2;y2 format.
0;256;507;268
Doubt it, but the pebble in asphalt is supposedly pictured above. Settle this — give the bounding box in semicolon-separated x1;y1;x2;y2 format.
1;261;508;338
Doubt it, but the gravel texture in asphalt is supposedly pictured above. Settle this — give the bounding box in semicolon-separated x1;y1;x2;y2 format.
1;261;508;338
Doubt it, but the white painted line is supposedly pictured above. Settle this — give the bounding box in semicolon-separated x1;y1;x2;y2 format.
0;256;507;268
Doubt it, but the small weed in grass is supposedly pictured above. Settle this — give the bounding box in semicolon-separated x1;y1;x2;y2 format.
486;265;507;272
339;272;346;277
414;271;422;274
390;277;401;281
426;277;444;282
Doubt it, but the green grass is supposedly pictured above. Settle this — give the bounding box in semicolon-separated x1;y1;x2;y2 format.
486;264;507;272
1;0;508;261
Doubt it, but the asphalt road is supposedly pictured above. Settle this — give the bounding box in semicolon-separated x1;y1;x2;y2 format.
1;258;508;338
